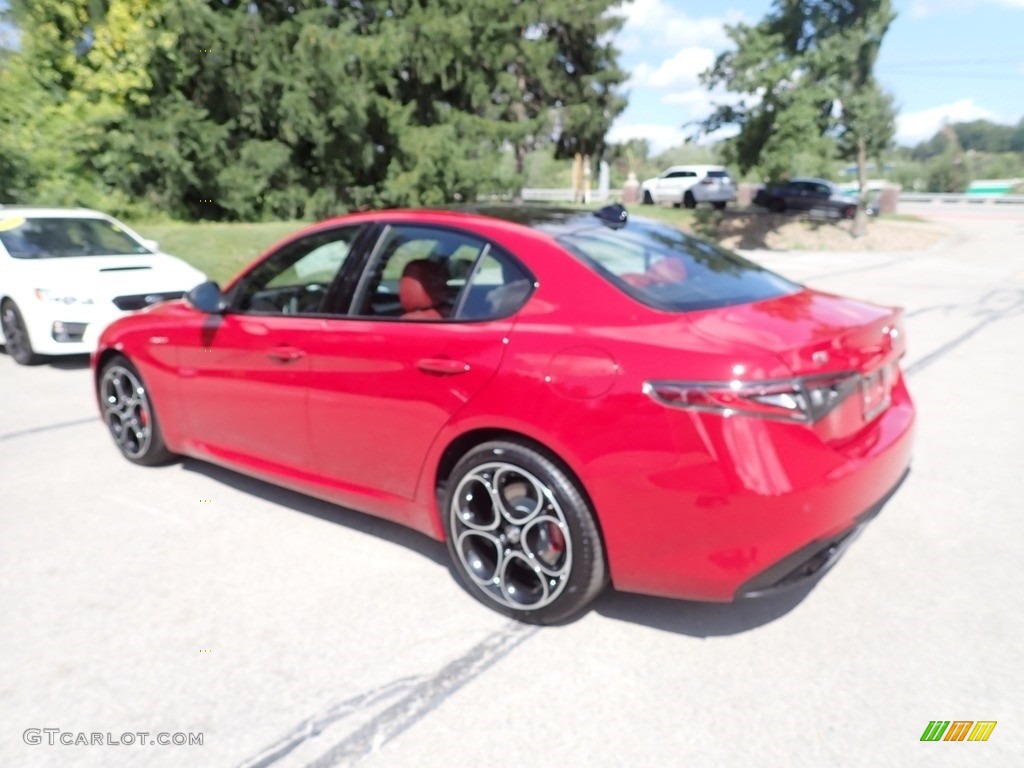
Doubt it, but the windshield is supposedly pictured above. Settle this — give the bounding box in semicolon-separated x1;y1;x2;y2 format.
556;219;799;312
0;217;152;259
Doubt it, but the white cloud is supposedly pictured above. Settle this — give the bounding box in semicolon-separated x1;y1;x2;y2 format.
662;88;712;108
896;99;1000;144
606;122;690;154
912;0;1024;16
616;0;744;51
631;47;716;90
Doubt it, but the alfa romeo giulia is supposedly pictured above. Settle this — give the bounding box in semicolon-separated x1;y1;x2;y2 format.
92;205;914;623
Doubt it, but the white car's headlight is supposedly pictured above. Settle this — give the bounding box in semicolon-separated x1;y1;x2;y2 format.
33;289;95;306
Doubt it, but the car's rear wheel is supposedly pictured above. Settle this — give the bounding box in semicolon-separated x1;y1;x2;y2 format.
683;191;697;209
99;355;174;466
642;190;654;205
444;441;607;624
1;300;44;366
713;201;727;211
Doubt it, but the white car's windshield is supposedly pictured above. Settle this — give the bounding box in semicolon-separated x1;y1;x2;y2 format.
0;217;152;259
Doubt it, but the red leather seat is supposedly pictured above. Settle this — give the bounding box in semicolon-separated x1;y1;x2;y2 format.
399;259;449;319
646;257;687;283
620;273;655;288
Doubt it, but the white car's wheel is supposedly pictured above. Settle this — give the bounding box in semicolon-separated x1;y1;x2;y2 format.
1;300;44;366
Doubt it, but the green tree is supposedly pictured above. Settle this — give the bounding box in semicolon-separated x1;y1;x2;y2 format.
700;0;897;236
2;0;628;219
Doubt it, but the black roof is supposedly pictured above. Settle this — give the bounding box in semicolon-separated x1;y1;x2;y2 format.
459;203;633;235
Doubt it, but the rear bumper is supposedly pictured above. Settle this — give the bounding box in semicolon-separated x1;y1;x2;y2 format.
735;467;909;598
594;376;915;601
694;189;737;203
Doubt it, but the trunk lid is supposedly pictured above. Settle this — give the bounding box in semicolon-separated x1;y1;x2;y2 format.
686;288;901;376
685;289;905;439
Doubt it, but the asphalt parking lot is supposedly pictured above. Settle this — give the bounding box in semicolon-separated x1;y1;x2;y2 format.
2;205;1022;767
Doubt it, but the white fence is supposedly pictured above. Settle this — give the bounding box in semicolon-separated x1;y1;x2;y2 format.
519;188;1024;206
520;188;615;203
899;193;1024;205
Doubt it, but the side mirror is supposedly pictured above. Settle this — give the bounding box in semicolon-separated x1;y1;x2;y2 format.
140;238;159;252
186;281;228;314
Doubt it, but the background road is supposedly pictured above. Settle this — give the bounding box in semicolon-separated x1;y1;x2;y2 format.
2;207;1022;767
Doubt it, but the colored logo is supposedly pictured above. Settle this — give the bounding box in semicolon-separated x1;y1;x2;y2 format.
920;721;997;742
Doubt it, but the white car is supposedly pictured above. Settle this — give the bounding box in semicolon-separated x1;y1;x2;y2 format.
639;165;736;209
0;207;207;365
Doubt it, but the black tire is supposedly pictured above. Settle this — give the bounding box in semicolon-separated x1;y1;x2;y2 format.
1;300;44;365
713;201;727;211
642;190;654;205
98;354;175;466
842;205;857;220
443;440;607;624
768;197;785;213
683;191;697;209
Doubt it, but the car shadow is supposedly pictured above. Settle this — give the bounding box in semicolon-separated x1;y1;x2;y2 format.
47;354;92;370
0;347;93;370
179;456;820;635
179;458;451;570
590;580;819;637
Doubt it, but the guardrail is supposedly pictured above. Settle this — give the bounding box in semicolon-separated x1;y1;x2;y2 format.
518;188;1024;206
898;193;1024;205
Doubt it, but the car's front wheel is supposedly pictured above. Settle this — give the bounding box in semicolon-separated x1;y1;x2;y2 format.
683;191;697;209
1;300;44;365
444;441;607;624
99;355;174;466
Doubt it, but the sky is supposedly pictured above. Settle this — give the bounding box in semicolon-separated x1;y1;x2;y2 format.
610;0;1024;152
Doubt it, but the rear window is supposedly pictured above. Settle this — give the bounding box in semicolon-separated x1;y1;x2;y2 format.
707;170;730;178
0;217;151;259
555;219;798;312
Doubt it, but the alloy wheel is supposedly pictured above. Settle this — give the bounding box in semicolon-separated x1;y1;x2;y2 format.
450;461;573;611
100;364;153;459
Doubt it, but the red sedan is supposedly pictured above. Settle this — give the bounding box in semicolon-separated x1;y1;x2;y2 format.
92;205;914;623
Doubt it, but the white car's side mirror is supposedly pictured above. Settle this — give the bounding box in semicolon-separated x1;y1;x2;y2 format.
140;238;159;252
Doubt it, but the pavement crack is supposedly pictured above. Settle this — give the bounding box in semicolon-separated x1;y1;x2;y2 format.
234;621;537;768
904;288;1024;377
0;416;96;442
236;676;426;768
303;621;539;767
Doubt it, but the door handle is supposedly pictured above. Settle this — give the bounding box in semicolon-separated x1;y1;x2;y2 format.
417;358;471;375
267;346;306;363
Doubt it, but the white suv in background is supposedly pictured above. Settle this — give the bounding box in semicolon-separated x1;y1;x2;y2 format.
640;165;736;210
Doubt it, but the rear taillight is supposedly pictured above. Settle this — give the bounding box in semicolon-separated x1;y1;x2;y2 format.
643;372;861;423
700;178;714;185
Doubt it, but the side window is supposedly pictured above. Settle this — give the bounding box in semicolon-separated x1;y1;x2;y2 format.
353;225;487;320
233;226;360;315
454;248;534;321
351;225;533;322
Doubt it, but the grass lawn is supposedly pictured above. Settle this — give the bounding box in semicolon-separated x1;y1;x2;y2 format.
128;220;306;283
625;205;698;229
